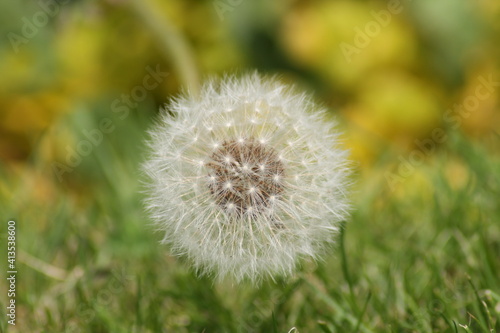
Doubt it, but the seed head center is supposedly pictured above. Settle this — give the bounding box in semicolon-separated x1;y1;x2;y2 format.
207;138;285;217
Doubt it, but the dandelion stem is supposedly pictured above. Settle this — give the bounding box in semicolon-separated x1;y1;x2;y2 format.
128;0;201;96
340;223;358;310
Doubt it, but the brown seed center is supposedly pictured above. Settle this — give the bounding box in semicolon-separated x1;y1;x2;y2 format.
207;138;285;217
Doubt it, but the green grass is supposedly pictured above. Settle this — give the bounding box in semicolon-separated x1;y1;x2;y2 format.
1;105;499;332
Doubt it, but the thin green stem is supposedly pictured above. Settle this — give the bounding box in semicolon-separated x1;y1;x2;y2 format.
129;0;201;96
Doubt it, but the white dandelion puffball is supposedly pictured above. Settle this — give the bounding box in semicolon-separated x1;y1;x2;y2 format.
143;73;351;283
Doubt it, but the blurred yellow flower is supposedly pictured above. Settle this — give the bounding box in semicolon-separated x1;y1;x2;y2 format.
459;67;500;136
281;0;418;91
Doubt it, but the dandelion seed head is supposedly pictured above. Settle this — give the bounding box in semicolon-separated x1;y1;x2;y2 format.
143;73;352;284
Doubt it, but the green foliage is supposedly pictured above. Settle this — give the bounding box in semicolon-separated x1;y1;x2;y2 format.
0;106;498;332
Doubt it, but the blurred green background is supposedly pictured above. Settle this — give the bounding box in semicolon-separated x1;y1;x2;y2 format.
1;0;499;332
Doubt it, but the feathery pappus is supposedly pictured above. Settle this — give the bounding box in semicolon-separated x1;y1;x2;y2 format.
142;73;351;284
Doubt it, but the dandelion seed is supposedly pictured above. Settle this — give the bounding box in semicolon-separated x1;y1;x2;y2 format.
143;73;351;283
